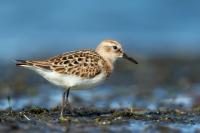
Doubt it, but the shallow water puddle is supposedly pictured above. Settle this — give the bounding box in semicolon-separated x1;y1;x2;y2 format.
1;84;200;133
111;121;200;133
0;84;198;111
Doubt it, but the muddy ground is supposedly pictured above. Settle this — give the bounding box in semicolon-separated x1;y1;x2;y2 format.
0;57;200;132
1;106;200;133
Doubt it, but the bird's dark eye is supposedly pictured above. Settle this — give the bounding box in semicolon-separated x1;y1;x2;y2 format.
113;46;117;50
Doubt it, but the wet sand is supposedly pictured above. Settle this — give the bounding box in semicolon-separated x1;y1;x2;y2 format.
0;57;200;132
1;106;200;133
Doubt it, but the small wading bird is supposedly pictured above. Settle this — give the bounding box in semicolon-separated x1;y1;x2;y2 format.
16;40;138;118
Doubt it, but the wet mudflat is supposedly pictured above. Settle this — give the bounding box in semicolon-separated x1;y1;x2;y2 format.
1;57;200;132
1;106;200;133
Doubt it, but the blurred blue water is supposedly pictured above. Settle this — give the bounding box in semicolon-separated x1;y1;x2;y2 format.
0;0;200;61
0;84;198;111
110;121;200;133
0;84;200;132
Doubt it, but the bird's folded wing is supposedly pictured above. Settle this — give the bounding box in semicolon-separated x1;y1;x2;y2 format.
22;50;102;79
48;50;103;78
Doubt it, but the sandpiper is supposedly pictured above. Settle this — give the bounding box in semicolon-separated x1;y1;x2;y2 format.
16;40;138;117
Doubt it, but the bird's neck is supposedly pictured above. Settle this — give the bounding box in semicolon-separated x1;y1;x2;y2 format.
100;57;114;78
96;50;115;77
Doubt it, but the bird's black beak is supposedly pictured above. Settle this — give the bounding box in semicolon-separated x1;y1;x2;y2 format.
123;53;138;64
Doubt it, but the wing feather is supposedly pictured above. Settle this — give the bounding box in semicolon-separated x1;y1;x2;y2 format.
48;50;102;78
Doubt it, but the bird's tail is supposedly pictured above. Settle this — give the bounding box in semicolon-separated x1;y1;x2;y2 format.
16;59;51;70
16;60;33;66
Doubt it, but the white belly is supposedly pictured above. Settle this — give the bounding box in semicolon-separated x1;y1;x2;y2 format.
30;67;107;90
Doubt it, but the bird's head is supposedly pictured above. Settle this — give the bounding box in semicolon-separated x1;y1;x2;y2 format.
96;40;138;64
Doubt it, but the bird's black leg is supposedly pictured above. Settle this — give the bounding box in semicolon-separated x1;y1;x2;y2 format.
60;91;66;117
65;88;72;112
66;88;70;101
60;88;73;117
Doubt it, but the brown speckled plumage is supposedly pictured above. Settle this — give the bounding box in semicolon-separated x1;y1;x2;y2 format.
17;50;112;79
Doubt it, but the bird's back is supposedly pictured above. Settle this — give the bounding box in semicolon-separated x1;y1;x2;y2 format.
16;49;112;89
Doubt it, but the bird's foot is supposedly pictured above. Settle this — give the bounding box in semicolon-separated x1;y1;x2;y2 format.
58;115;71;123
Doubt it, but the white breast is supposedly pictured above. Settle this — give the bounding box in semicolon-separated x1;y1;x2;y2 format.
29;66;107;90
